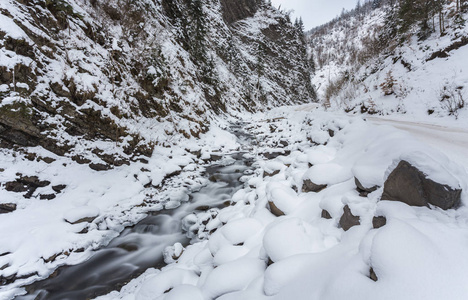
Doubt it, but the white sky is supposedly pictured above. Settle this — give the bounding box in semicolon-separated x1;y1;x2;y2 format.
271;0;359;30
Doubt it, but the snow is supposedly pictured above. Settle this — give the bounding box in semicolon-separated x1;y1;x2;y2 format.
0;121;237;298
266;183;302;215
311;2;468;122
63;206;100;224
93;105;468;300
201;258;266;299
303;163;352;185
1;0;468;298
263;217;332;262
0;13;28;39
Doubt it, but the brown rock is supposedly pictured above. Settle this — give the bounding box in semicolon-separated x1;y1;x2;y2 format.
369;267;378;281
321;209;332;219
72;155;91;164
355;177;379;197
0;203;17;214
302;179;327;193
382;161;461;210
263;170;280;178
268;201;285;217
89;163;111;171
20;176;50;188
339;205;360;231
40;194;56;200
52;184;67;193
372;216;387;229
5;181;28;192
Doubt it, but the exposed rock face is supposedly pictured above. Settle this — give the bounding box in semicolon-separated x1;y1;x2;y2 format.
302;179;327;193
220;0;258;23
339;205;360;231
381;161;461;210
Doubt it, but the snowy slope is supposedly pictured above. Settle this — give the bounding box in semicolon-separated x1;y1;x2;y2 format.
0;0;315;167
309;1;468;122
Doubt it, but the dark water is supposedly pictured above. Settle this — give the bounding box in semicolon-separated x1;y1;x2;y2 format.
18;123;254;300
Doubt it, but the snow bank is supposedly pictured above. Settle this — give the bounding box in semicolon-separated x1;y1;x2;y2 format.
79;107;468;300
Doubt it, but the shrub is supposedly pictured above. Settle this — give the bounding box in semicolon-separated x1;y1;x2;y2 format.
439;83;465;117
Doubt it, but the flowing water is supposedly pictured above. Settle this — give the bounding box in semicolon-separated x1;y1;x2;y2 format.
19;123;255;300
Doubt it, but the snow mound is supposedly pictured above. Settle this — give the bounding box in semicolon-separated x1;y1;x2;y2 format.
263;218;331;262
266;183;302;215
63;206;100;224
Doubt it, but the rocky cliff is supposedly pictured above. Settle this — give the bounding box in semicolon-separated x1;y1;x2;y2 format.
0;0;315;166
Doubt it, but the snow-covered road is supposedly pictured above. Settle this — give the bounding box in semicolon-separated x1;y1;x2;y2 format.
366;117;468;168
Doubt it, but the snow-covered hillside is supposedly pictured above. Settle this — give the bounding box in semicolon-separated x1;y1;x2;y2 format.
0;0;315;167
309;0;468;122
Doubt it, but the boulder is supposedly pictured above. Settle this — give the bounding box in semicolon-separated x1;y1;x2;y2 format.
0;203;17;214
382;160;461;210
369;267;378;282
89;163;111;171
263;170;280;178
40;194;56;200
321;209;332;219
355;177;379;197
5;181;28;193
52;184;67;193
268;201;285;217
339;205;360;231
372;216;387;229
302;179;327;193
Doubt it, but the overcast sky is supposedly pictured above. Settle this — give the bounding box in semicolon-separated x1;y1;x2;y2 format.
270;0;359;30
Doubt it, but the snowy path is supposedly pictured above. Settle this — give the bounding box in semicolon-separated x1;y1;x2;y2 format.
366;116;468;168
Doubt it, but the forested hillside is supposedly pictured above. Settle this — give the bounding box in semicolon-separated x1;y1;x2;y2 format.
309;0;468;120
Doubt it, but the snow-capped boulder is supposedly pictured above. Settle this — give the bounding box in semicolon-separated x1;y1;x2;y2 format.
266;183;302;216
382;159;462;210
63;206;100;224
302;179;327;193
263;218;326;262
354;176;379;197
302;163;352;193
